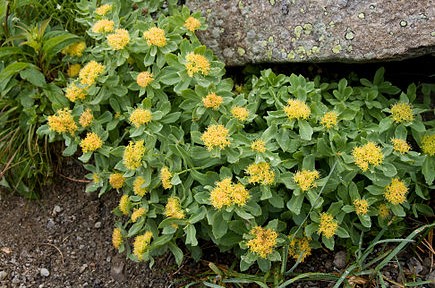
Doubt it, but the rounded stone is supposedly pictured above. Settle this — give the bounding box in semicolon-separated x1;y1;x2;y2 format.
40;268;50;277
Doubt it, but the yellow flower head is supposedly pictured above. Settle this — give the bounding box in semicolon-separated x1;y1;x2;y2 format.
318;212;338;239
92;173;100;184
79;61;105;86
164;196;185;219
384;178;408;205
95;4;113;16
131;207;146;223
288;235;312;262
210;178;249;209
390;102;414;123
133;231;153;261
184;16;201;32
201;124;230;151
80;132;103;153
123;140;145;170
391;138;410;154
65;82;87;102
230;183;250;207
47;108;78;135
246;226;278;258
92;19;115;33
160;166;173;189
110;173;125;190
202;92;223;110
62;41;86;57
231;106;249;121
67;64;81;78
251;139;266;153
320;111;338;129
107;29;130;50
133;176;147;197
185;52;210;77
421;134;435;156
129;108;152;128
118;194;130;215
353;199;369;215
112;228;122;249
136;71;154;88
143;27;166;47
352;142;383;171
79;108;93;127
284;99;311;120
378;203;390;218
293;169;320;191
246;162;275;185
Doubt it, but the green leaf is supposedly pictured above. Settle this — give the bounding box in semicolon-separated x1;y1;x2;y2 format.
298;120;313;141
127;218;145;237
168;241;184;266
0;47;23;60
257;258;271;272
268;194;284;208
422;157;434;185
358;214;372;228
348;182;360;201
335;227;350;238
322;236;335;250
0;62;33;88
380;163;397;178
41;33;81;62
390;204;406;217
212;212;228;239
287;194;304;215
185;224;198;246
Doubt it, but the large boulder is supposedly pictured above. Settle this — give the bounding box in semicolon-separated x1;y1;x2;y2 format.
186;0;435;65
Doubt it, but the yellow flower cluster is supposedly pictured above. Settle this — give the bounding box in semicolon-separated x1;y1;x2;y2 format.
160;166;173;189
246;226;278;258
79;109;93;127
133;231;153;261
246;162;275;185
185;52;210;77
384;178;408;205
353;199;369;215
95;4;112;16
79;61;105;86
390;102;414;123
107;29;130;50
293;169;320;191
421;134;435;156
320;111;338;129
62;41;86;57
80;132;103;153
164;196;185;219
92;19;115;33
129;108;152;128
131;207;146;223
231;106;249;121
47;108;78;135
118;194;130;215
210;178;250;209
390;138;410;154
202;92;223;110
67;64;81;77
92;173;100;183
318;212;338;239
123;140;145;170
133;176;147;197
110;173;125;189
288;235;311;262
284;99;311;120
201;124;231;151
112;228;122;249
136;71;154;88
251;139;266;153
65;83;87;102
378;203;390;218
184;16;201;32
352;142;383;171
143;27;166;47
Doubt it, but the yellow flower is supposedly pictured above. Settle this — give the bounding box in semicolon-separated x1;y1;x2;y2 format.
47;108;78;135
164;197;185;219
353;199;369;215
230;183;250;206
185;52;210;77
293;170;320;191
92;19;115;33
79;108;93;127
246;162;275;185
118;194;130;215
320;111;338;128
79;61;105;86
246;226;278;258
107;29;130;50
133;231;153;261
123;140;145;170
210;178;249;209
65;82;87;102
202;92;223;110
378;203;390;218
95;4;112;16
251;139;266;153
133;176;147;197
352;142;383;171
391;138;410;154
231;106;249;121
110;173;125;190
184;16;201;32
80;132;103;153
67;64;81;77
201;124;230;151
92;173;100;183
62;41;86;57
131;207;146;223
160;166;173;189
421;134;435;156
284;99;311;120
318;212;338;239
112;228;122;249
384;178;408;205
390;102;414;123
129;108;152;128
143;27;166;47
288;235;311;262
136;71;154;88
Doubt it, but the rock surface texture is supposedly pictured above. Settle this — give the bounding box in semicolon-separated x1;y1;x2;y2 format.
186;0;435;65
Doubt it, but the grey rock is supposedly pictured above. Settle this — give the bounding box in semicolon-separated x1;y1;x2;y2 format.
407;257;423;275
46;218;56;230
427;269;435;288
110;257;125;282
52;205;62;216
40;268;49;277
333;251;347;269
79;264;88;274
94;222;102;229
11;276;20;284
0;271;7;281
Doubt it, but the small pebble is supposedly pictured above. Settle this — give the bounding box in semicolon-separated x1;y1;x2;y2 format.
333;251;347;269
52;205;62;215
12;276;20;284
0;271;7;281
94;222;102;229
80;264;88;274
40;268;50;277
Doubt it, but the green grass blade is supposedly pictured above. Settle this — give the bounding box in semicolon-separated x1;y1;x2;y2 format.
278;272;340;288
